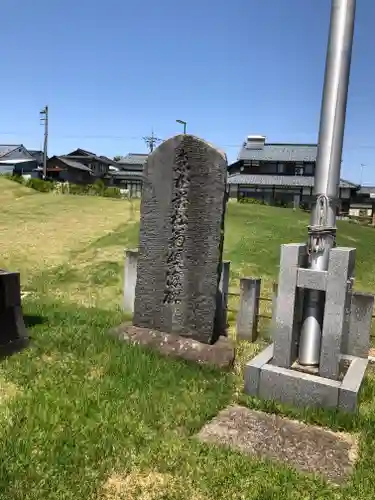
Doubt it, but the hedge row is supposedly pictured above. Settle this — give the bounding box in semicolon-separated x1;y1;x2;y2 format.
7;175;123;199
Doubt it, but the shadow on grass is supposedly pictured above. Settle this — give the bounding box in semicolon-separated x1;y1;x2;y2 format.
0;336;30;361
24;314;48;328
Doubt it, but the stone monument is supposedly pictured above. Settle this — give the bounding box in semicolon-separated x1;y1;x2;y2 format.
133;134;228;344
0;270;28;350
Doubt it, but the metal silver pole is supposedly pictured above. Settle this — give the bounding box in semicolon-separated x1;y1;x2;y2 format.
298;0;356;366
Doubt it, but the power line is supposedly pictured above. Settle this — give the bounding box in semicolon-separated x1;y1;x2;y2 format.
1;129;375;152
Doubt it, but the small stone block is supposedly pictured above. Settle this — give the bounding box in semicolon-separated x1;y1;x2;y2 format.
344;292;374;358
244;344;273;396
339;357;368;413
218;261;231;331
259;363;340;410
0;270;22;308
236;278;261;342
123;249;138;314
0;305;28;346
296;268;327;291
110;324;235;369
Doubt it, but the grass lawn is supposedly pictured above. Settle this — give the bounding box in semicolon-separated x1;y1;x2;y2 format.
1;177;375;499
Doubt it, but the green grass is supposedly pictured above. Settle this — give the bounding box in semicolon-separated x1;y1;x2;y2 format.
1;180;375;499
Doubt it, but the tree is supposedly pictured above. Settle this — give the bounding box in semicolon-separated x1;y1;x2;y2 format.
113;155;123;162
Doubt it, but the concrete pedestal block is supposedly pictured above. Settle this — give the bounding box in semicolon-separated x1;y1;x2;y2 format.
244;345;367;413
259;363;340;410
339;357;368;412
244;344;273;395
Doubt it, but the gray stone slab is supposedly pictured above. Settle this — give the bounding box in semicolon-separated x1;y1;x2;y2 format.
0;270;28;347
339;357;368;413
297;268;327;291
243;344;273;396
259;363;340;409
133;135;227;344
0;270;22;308
218;260;230;331
110;324;235;369
273;243;307;368
197;405;358;484
320;248;356;380
343;291;374;358
123;249;138;314
236;278;261;342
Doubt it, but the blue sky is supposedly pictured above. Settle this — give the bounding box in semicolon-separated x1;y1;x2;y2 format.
1;0;375;184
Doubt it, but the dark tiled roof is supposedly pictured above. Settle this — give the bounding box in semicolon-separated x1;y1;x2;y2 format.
227;173;357;189
57;156;92;172
238;143;317;162
358;186;375;195
66;149;116;165
0;144;21;157
116;153;148;165
29;150;44;164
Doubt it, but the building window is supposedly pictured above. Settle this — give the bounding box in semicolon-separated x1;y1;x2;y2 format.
295;164;304;176
305;163;314;175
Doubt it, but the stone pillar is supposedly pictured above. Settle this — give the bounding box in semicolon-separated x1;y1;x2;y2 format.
273;243;307;368
271;282;278;340
343;291;374;358
0;270;28;346
219;261;230;329
320;247;356;380
293;194;301;211
123;249;138;314
236;278;261;342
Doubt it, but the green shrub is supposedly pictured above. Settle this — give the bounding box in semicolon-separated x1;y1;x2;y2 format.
4;173;26;184
91;179;106;196
103;186;122;198
68;183;90;195
238;197;265;205
26;178;54;192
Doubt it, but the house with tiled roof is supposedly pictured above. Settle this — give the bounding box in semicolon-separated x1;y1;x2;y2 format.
0;144;39;175
228;135;359;212
109;153;148;197
45;148;117;184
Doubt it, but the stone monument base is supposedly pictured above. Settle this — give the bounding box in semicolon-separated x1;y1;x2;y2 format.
110;324;235;369
245;344;368;413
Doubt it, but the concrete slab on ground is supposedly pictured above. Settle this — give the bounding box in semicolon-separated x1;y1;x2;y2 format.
197;405;358;484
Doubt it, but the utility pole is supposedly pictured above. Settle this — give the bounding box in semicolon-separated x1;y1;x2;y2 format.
40;105;49;179
142;130;162;153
